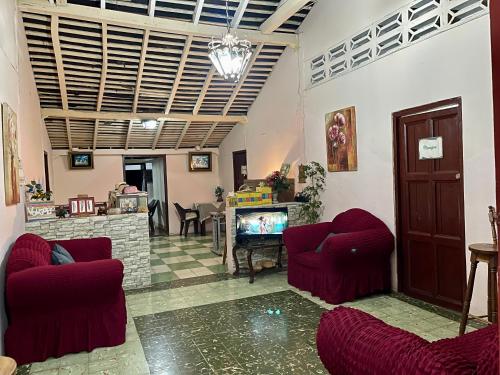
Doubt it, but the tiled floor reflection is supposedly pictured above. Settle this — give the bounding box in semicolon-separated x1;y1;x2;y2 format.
21;269;480;374
150;235;226;284
134;291;327;375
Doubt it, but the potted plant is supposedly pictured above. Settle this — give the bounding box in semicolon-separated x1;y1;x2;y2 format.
25;180;56;221
214;186;224;202
266;171;290;203
298;162;326;224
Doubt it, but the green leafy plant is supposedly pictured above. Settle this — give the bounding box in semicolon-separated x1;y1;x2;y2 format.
26;180;52;201
298;162;326;224
214;186;224;202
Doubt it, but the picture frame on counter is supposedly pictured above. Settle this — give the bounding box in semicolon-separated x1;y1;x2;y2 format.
69;151;94;169
69;195;95;216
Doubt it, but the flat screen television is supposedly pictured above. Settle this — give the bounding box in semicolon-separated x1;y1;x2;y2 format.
236;207;288;242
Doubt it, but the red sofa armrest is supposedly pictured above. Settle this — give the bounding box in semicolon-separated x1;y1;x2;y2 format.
48;237;112;262
319;228;394;269
7;259;124;314
317;307;475;375
283;222;333;255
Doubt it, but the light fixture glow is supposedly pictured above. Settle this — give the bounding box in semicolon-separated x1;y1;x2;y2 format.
142;120;158;130
208;1;253;82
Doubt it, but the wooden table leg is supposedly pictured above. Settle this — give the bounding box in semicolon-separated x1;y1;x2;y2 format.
222;237;227;265
459;254;478;335
232;245;240;276
277;244;283;269
488;257;498;323
247;248;255;284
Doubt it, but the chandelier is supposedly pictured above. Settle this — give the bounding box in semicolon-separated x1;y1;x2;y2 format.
208;1;253;82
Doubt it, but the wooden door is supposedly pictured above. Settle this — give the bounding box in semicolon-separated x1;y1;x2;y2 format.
233;150;247;191
395;98;466;311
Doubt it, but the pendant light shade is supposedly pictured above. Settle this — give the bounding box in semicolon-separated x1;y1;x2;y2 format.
209;34;252;82
208;1;253;82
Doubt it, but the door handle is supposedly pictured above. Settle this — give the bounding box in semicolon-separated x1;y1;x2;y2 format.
455;173;461;180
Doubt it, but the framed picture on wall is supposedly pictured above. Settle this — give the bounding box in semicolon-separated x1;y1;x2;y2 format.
188;152;212;172
69;151;94;169
69;195;95;216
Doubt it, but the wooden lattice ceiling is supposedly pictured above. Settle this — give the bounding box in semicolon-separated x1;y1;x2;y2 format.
18;0;315;150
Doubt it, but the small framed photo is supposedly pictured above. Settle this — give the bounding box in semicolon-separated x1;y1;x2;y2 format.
188;152;212;172
69;196;95;216
69;151;94;169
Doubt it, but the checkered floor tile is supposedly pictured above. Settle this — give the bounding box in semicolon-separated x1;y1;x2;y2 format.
149;234;227;283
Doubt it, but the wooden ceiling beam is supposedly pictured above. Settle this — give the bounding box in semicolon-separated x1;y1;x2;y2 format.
93;119;99;149
222;43;263;116
125;120;133;150
148;0;156;17
18;0;299;47
200;122;218;148
260;0;310;34
164;35;192;115
193;0;205;24
41;108;247;123
51;15;72;149
175;121;191;149
231;0;250;28
151;119;165;150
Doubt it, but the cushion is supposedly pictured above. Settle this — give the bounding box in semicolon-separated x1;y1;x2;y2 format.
315;233;336;253
51;244;75;265
186;212;197;220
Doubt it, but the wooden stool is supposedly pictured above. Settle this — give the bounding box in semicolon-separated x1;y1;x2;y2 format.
0;356;16;375
459;243;498;335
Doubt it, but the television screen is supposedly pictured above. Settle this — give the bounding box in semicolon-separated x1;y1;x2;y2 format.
236;207;288;240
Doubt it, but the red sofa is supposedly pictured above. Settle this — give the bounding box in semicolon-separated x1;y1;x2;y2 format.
5;233;127;365
283;208;394;304
317;307;498;374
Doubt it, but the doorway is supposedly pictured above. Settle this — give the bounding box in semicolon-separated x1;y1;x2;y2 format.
233;150;247;191
394;98;466;311
123;156;168;235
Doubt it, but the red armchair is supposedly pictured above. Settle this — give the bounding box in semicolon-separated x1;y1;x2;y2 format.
317;307;498;374
5;233;127;365
283;208;394;304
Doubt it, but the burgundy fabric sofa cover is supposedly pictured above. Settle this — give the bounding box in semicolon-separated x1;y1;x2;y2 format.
5;233;127;365
317;306;498;375
283;208;394;304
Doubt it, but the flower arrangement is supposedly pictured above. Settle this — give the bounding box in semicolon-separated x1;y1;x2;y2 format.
328;112;347;162
214;186;224;202
26;180;52;201
265;171;290;192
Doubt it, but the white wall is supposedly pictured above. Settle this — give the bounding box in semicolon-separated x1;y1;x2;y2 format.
300;0;494;315
219;0;494;315
219;47;306;194
51;149;221;235
0;1;52;353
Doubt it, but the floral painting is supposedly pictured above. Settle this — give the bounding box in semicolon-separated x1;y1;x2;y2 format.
325;106;357;172
2;103;20;205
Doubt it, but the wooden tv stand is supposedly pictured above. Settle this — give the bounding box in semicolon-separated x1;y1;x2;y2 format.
232;237;283;283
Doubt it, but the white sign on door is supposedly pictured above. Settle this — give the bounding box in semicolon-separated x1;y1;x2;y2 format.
418;137;443;160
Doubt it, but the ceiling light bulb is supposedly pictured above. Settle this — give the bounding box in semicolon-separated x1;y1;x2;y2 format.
142;120;158;130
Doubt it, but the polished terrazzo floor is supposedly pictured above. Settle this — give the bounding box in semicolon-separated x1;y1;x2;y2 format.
20;234;480;375
150;235;226;284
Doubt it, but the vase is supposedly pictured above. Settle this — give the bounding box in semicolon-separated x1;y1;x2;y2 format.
272;190;279;204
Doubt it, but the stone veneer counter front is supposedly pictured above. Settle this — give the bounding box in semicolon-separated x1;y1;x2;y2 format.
225;202;306;274
25;213;151;290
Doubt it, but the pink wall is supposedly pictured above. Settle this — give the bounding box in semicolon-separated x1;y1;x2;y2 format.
218;47;305;195
51;150;221;235
0;4;52;352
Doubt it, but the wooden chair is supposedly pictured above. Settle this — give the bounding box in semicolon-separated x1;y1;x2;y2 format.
174;203;199;237
459;206;498;335
148;199;159;236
